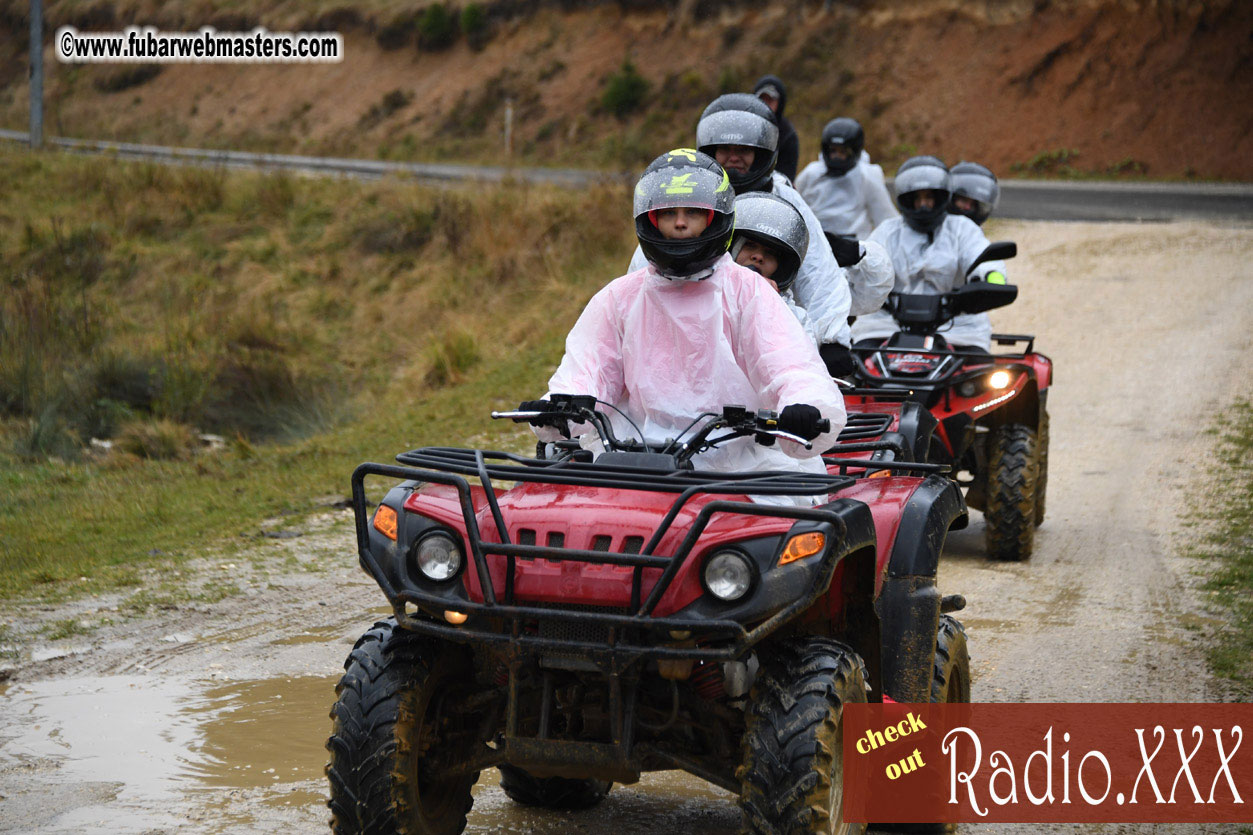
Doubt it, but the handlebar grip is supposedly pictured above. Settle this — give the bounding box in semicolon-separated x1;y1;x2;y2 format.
816;419;831;434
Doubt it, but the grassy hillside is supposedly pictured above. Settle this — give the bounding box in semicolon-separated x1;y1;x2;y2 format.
0;146;634;597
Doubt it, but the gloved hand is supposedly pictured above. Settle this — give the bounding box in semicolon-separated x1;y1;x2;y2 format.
824;233;865;268
516;400;570;437
778;403;826;441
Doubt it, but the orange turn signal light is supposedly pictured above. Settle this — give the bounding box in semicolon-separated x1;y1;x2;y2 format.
778;531;826;566
444;610;468;625
373;505;398;541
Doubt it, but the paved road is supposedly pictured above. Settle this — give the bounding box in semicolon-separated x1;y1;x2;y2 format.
3;129;1252;222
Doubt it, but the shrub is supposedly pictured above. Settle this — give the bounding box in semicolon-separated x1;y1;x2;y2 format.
425;329;480;386
375;15;415;50
460;4;490;50
116;419;197;460
417;3;457;51
601;60;650;119
93;64;161;93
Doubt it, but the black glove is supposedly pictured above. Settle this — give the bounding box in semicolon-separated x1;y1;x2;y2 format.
516;400;570;437
778;403;825;441
824;232;864;268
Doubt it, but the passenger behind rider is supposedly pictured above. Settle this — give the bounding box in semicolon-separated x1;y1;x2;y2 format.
520;150;845;504
948;161;1007;285
626;94;893;380
850;155;1005;353
729;191;819;346
795;118;899;265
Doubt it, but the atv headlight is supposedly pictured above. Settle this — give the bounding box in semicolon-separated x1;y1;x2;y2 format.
988;370;1012;389
703;550;755;603
957;381;978;398
413;531;463;582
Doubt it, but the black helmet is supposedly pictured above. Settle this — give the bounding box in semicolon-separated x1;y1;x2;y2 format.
894;155;950;234
634;148;735;277
695;93;779;194
949;161;999;225
730;192;809;293
820;117;865;177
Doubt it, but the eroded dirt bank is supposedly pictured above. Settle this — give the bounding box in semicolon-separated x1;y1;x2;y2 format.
1;0;1250;178
1;218;1251;833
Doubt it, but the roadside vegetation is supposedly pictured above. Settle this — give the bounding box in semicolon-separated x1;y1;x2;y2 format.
1186;399;1253;698
0;146;633;598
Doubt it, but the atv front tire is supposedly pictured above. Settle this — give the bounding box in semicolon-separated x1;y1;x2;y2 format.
498;764;612;809
327;619;479;835
983;423;1040;561
738;638;867;835
931;614;971;704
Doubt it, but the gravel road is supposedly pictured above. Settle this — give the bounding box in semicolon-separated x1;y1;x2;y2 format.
1;219;1249;834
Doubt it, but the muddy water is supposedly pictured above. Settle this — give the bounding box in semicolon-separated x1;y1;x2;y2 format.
0;670;740;833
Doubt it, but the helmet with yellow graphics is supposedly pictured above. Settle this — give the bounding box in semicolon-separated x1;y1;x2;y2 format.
634;149;736;277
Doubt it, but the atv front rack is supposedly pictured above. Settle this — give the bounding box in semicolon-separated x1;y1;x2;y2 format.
851;335;1038;389
351;447;860;665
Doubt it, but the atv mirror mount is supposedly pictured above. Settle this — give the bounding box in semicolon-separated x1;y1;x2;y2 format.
965;241;1017;277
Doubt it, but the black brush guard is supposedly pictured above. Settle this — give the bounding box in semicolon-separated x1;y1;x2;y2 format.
851;332;1037;389
352;447;869;666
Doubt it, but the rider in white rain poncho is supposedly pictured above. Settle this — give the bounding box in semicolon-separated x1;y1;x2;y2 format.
794;117;899;243
852;155;1003;352
948;160;1008;285
728;191;819;345
521;150;845;504
627;95;893;379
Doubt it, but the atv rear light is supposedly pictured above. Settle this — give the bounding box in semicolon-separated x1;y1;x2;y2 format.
372;506;398;541
702;550;755;603
778;532;826;566
413;531;463;582
988;370;1012;389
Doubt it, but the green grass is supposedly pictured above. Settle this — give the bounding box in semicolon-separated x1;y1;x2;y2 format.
1187;399;1253;697
0;146;633;599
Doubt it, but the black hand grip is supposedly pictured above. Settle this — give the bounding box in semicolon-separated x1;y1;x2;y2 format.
816;419;831;434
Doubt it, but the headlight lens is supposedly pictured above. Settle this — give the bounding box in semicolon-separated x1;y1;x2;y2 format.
957;381;978;398
414;532;463;582
703;550;754;602
988;370;1012;389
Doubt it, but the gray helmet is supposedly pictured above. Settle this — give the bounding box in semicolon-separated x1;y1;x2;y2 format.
730;192;808;292
634;148;735;277
894;155;950;234
696;93;779;194
949;161;999;225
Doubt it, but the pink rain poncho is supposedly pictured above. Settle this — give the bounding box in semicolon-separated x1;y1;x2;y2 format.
540;253;846;501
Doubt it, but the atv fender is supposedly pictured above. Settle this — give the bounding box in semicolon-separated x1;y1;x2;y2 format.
877;475;967;702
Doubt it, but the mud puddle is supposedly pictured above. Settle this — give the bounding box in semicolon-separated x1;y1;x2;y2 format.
0;674;334;833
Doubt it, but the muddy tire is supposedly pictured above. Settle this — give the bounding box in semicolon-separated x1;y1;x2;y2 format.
983;423;1039;561
1034;409;1050;526
737;638;867;835
931;615;971;704
498;765;612;810
326;619;478;835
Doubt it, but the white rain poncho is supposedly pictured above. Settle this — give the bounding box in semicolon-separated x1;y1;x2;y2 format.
795;153;899;241
630;172;892;346
852;213;1001;351
541;254;846;505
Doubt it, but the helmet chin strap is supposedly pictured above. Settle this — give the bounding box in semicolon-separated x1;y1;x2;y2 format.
655;263;716;283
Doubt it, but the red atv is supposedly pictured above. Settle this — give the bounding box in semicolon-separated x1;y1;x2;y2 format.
845;242;1052;561
328;396;971;834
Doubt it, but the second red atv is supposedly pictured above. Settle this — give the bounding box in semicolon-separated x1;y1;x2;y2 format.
845;242;1052;561
328;395;971;834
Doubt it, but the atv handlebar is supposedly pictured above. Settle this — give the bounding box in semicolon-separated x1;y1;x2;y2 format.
493;398;829;464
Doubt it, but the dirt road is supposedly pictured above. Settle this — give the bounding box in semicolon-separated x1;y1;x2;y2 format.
1;220;1249;834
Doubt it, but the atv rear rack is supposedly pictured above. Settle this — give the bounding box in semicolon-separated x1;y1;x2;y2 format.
351;448;863;665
